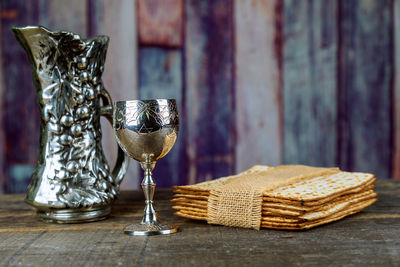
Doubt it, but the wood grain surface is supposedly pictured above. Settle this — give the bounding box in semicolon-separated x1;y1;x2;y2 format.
338;0;393;179
283;0;338;167
0;180;399;266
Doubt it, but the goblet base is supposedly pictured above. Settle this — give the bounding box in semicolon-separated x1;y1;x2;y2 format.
124;222;178;236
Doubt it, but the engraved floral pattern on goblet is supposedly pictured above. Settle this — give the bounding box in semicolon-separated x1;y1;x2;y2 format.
113;99;179;236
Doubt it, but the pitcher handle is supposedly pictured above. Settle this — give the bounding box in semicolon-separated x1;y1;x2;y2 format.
99;89;129;185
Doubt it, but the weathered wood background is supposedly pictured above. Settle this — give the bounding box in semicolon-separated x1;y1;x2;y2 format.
0;0;397;193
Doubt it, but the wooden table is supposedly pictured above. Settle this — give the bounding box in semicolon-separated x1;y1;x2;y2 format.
1;180;399;266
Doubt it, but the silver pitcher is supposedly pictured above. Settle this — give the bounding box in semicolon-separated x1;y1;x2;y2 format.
12;25;129;223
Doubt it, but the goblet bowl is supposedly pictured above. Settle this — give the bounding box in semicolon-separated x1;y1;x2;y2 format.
113;99;179;163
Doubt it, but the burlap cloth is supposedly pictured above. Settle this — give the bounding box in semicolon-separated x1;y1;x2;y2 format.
207;165;340;230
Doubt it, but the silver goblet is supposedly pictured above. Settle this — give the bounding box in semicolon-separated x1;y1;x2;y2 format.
113;99;179;235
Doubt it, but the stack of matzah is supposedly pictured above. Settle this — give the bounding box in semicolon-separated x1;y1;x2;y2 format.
172;165;377;230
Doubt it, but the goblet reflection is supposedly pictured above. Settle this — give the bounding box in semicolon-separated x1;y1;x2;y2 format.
113;99;179;235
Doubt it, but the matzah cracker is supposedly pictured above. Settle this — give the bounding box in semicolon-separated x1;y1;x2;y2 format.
333;185;375;203
262;202;312;212
172;205;207;214
173;175;237;192
299;190;377;221
261;215;304;224
173;189;210;196
173;194;209;201
171;202;207;209
261;183;375;209
261;191;376;223
263;172;375;202
175;165;273;192
261;188;376;217
174;211;207;221
175;209;207;218
262;208;302;217
261;198;376;230
261;185;373;208
170;198;208;205
278;181;375;207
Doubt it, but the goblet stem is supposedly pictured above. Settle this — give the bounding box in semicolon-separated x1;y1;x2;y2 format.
140;161;160;224
123;161;179;235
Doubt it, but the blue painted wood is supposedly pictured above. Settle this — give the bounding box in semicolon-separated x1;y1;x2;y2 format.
184;0;235;184
6;165;35;193
338;0;393;179
283;0;338;168
139;48;184;187
1;0;40;193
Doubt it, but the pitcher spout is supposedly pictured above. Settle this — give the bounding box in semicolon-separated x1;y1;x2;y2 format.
11;25;51;50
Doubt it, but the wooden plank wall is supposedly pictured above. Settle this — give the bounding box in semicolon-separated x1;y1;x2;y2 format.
100;0;139;190
1;0;40;193
137;0;184;187
338;0;393;179
185;0;235;184
394;0;400;180
283;0;338;167
0;0;4;193
0;0;398;193
139;48;184;187
235;0;282;173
